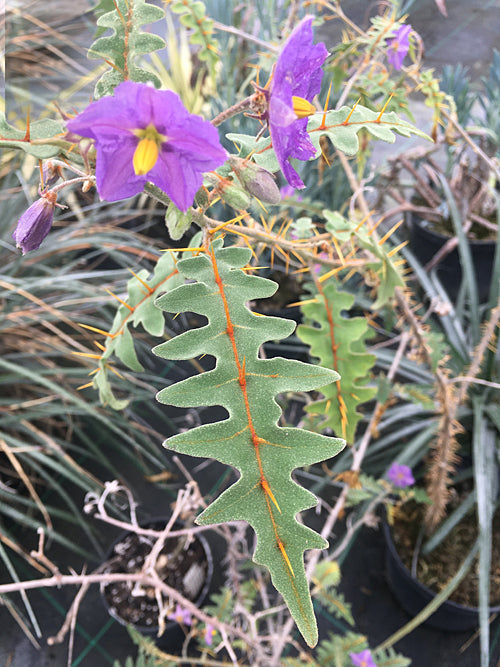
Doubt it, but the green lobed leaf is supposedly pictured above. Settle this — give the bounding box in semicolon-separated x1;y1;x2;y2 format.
226;132;280;173
168;0;220;77
89;0;166;98
154;239;345;646
323;209;405;309
0;113;65;158
297;283;376;443
307;104;429;156
93;252;182;409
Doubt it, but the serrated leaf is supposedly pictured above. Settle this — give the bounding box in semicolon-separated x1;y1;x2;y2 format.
297;283;376;443
168;0;219;77
225;133;280;173
89;0;166;98
92;252;181;408
308;104;429;156
154;240;345;646
0;113;65;158
322;209;405;309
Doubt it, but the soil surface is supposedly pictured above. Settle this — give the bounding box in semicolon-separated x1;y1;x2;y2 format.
102;523;209;629
391;503;500;607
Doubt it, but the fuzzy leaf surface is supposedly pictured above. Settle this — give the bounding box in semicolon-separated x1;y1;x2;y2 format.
0;113;65;158
93;252;181;408
154;240;345;646
307;104;429;156
89;0;166;98
298;283;376;442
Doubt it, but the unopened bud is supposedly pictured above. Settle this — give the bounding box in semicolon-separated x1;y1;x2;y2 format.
219;182;251;209
13;191;57;254
230;157;281;205
204;172;251;209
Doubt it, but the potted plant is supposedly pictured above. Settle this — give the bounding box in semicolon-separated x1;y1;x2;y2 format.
101;518;213;644
377;54;500;301
372;232;500;650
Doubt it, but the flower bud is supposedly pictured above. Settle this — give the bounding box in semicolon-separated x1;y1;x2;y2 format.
13;191;57;254
229;157;281;205
218;182;251;210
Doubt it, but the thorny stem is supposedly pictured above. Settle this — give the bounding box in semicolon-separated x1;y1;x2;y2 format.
211;96;255;127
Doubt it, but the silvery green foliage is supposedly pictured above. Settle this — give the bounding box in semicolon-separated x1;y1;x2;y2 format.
154;240;345;646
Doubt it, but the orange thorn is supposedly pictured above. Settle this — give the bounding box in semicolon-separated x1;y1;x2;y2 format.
262;478;281;513
387;239;409;257
72;351;102;360
127;268;154;294
78;322;115;337
377;219;404;246
319;80;333;130
354;209;375;233
342;98;361;125
93;340;106;352
375;93;394;122
77;381;95;391
23;108;31;142
331;235;344;264
278;541;294;576
105;289;134;311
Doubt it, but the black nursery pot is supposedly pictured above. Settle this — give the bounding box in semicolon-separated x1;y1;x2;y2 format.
383;522;500;632
409;215;497;302
101;519;213;644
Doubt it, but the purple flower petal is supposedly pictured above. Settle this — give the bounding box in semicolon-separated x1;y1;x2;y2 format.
267;16;328;189
204;623;216;646
387;462;415;488
66;81;227;211
349;649;377;667
386;24;412;70
13;194;56;254
168;604;192;626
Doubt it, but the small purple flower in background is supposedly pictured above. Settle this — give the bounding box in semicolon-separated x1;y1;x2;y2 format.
386;24;412;70
168;604;192;626
13;191;57;254
204;623;216;646
66;81;227;212
387;462;415;488
350;649;377;667
255;16;328;189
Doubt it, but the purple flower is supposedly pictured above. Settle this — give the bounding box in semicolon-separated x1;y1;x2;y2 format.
13;191;57;254
168;604;192;626
66;81;227;212
257;16;328;189
350;649;377;667
204;623;216;646
386;25;412;70
387;463;415;488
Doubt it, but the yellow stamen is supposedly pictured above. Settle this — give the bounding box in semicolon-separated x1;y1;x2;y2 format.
292;96;316;119
133;137;159;175
132;125;164;175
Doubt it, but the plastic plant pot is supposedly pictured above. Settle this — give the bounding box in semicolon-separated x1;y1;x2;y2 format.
408;215;496;303
101;519;213;647
383;522;500;632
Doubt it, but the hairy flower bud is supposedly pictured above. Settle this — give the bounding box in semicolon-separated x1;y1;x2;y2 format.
13;191;57;254
230;157;281;205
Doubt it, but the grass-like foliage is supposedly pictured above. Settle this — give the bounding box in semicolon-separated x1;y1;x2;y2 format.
153;239;345;646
